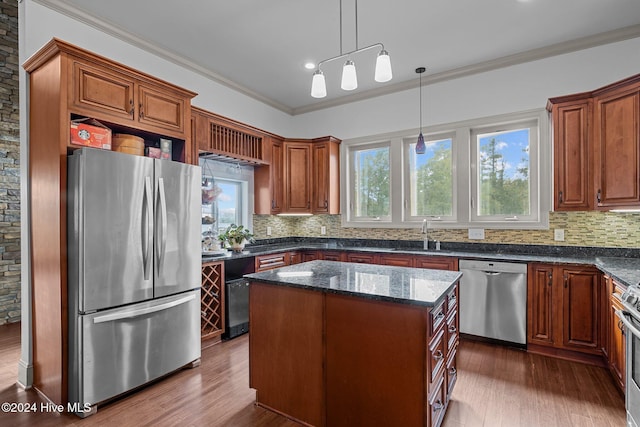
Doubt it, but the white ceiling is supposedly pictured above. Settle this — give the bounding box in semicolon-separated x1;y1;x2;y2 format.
41;0;640;115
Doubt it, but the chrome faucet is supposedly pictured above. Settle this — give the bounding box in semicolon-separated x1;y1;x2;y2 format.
421;219;429;250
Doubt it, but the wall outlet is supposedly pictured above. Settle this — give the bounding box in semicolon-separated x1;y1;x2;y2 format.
468;228;485;240
266;226;272;236
321;226;327;235
554;229;565;241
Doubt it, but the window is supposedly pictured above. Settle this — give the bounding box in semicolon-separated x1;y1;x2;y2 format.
470;119;539;223
348;142;391;221
341;109;549;229
200;159;253;237
404;133;455;221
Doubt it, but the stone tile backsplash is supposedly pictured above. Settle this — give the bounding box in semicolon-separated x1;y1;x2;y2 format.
253;211;640;248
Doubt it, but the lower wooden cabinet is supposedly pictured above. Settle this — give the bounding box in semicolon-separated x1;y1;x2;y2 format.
201;261;225;342
346;252;379;264
415;256;458;271
319;250;345;261
605;275;626;392
378;253;413;267
527;263;601;357
255;252;289;272
302;250;318;262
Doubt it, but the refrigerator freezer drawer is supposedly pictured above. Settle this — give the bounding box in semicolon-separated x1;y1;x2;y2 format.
69;290;201;408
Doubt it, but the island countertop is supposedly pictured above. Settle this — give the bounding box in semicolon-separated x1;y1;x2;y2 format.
244;260;462;307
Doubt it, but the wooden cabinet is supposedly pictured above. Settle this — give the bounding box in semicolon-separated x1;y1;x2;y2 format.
255;252;289;272
605;275;626;393
549;73;640;211
302;250;319;262
201;262;225;342
593;83;640;208
70;54;192;141
319;251;345;262
254;135;284;214
379;253;413;267
346;252;378;264
289;251;301;265
527;264;601;358
548;97;592;210
23;39;196;405
311;137;341;214
415;256;458;271
284;140;313;213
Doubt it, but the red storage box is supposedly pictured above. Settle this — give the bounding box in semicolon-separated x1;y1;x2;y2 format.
70;119;112;149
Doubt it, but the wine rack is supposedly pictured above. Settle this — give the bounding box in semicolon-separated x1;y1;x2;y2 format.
201;261;224;341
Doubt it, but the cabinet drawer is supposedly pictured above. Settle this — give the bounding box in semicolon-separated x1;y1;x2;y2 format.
378;254;413;267
446;310;458;353
428;328;446;394
428;371;446;427
255;253;288;272
446;285;458;315
429;299;446;337
346;252;377;264
319;251;344;262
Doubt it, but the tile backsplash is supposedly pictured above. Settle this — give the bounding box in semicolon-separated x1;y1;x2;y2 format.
254;211;640;248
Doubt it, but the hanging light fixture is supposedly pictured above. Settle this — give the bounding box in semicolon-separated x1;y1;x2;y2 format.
310;0;392;98
415;67;426;154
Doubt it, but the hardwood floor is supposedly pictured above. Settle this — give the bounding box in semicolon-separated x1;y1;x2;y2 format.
0;323;625;426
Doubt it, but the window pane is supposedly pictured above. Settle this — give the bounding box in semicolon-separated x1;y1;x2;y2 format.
477;128;530;216
216;180;242;231
353;146;390;217
409;138;453;216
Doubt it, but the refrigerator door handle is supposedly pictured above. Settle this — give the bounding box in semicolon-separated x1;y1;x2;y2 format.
142;176;153;281
157;177;168;276
92;293;196;324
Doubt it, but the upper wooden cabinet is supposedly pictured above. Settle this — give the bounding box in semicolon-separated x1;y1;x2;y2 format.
593;84;640;208
548;97;592;210
549;73;640;211
311;137;341;214
67;47;194;142
284;140;313;214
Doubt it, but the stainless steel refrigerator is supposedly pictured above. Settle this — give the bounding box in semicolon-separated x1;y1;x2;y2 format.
67;148;201;416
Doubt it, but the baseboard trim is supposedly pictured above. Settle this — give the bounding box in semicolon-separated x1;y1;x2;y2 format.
17;358;33;389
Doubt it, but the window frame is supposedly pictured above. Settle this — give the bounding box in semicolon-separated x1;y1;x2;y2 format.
341;109;550;230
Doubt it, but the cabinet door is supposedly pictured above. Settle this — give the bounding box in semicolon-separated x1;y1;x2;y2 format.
527;264;555;346
311;139;340;214
284;141;312;213
609;291;626;391
138;83;186;136
562;267;600;352
553;100;592;210
289;252;301;265
271;139;284;214
594;87;640;208
71;60;135;122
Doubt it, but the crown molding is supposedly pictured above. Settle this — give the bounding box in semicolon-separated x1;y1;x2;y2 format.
33;0;640;117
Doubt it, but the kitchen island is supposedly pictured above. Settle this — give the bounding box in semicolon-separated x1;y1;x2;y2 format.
245;260;462;427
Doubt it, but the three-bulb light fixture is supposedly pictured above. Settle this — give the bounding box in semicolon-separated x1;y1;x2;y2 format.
310;0;392;98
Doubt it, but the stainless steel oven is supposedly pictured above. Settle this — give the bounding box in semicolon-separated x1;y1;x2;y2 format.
616;285;640;427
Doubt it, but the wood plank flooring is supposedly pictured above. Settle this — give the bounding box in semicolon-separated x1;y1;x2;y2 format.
0;323;626;426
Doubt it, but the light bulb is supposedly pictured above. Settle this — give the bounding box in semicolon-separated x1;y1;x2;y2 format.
341;60;358;91
374;50;392;82
310;70;327;98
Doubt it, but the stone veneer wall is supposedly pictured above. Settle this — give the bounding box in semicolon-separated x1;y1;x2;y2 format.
254;211;640;248
0;0;19;325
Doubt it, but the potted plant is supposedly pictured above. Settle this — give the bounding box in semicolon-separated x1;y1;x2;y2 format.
218;224;254;252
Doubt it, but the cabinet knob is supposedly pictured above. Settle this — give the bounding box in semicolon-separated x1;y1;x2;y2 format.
324;200;328;208
564;274;568;288
548;272;553;287
448;325;457;334
139;103;145;118
558;191;563;203
433;350;444;361
596;189;601;204
129;99;134;115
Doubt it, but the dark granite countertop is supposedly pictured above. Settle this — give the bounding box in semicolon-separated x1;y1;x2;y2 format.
202;239;640;288
245;260;462;307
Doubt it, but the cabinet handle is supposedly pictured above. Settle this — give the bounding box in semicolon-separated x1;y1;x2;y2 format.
619;319;626;336
433;400;444;411
596;189;601;204
139;103;145;118
129;99;134;115
324;200;328;208
307;201;310;209
558;191;563;203
548;272;553;287
271;199;275;209
449;367;457;375
448;325;457;334
564;274;568;288
433;350;444;361
435;311;445;321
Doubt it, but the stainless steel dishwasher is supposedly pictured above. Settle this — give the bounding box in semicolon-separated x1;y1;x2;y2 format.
459;259;527;345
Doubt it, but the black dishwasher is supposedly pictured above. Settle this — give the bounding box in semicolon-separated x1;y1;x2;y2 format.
223;257;254;339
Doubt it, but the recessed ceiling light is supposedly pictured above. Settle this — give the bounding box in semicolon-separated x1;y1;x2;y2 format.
304;62;316;70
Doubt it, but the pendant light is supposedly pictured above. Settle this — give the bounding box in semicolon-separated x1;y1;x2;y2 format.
309;0;392;98
415;67;426;154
